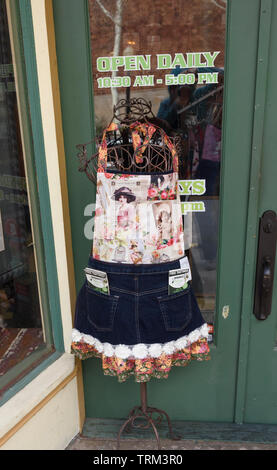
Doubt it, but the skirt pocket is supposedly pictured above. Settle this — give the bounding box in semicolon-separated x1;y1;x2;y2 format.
157;286;192;332
86;284;119;331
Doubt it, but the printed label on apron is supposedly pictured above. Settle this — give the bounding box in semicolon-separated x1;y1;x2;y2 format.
168;267;191;295
179;256;192;275
84;267;110;295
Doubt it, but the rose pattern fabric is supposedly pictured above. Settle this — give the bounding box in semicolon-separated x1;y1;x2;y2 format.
71;337;210;383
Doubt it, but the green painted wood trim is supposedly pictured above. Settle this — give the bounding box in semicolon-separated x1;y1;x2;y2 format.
14;0;64;352
208;0;261;420
0;351;63;406
234;0;273;424
52;0;96;290
0;344;52;394
0;0;65;403
242;0;277;425
8;0;53;346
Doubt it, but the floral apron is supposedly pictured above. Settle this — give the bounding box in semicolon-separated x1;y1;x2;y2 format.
92;122;185;264
71;122;210;382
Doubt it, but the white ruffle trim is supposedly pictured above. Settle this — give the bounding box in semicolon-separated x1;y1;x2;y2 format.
72;323;209;360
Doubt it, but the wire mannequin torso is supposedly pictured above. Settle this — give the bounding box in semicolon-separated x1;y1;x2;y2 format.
77;98;182;182
76;98;183;448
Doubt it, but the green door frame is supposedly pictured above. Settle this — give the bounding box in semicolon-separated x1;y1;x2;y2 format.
0;0;65;406
239;0;277;425
234;0;273;424
53;0;274;424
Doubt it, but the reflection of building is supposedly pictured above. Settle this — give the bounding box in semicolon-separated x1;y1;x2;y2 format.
89;0;225;95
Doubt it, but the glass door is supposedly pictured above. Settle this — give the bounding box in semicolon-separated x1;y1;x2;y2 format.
88;0;225;335
53;0;262;422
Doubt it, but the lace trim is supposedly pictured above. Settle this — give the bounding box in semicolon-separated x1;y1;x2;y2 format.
72;323;209;360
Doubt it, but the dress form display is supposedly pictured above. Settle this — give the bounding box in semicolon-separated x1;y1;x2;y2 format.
71;99;210;448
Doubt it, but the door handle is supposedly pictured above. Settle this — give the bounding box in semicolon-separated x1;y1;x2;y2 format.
253;211;277;320
262;256;272;294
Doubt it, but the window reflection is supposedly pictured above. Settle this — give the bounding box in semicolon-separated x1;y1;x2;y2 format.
0;0;44;378
89;0;226;338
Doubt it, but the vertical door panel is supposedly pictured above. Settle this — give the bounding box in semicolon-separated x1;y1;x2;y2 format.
244;0;277;424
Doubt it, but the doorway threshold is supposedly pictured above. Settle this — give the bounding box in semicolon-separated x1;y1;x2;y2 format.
80;418;277;445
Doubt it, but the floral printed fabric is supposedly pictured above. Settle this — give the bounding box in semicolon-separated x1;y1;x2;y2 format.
98;121;179;172
71;337;210;383
94;121;184;264
93;172;184;264
98;122;118;173
130;121;157;164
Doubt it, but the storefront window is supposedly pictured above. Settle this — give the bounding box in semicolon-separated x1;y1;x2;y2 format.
88;0;226;341
0;1;46;384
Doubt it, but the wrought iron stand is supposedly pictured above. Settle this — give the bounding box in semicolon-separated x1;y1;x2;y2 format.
116;382;180;449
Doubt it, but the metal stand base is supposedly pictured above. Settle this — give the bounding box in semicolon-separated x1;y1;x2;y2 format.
117;382;181;450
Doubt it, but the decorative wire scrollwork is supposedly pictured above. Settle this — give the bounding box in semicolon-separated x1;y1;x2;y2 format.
76;98;181;184
127;406;165;429
116;403;182;450
113;97;155;124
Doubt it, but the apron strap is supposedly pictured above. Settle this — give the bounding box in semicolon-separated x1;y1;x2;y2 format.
97;121;178;172
98;122;118;173
130;121;156;164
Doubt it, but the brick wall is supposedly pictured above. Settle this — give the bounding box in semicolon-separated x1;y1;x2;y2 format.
89;0;226;95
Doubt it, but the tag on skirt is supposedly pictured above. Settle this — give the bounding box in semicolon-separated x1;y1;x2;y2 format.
179;256;192;276
168;267;190;295
84;267;110;295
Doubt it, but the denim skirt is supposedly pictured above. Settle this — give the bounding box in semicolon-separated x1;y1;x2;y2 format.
71;257;210;382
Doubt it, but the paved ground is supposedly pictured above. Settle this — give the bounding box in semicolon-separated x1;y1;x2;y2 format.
66;434;277;450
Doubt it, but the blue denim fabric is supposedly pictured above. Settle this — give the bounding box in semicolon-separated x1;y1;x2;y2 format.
74;257;205;346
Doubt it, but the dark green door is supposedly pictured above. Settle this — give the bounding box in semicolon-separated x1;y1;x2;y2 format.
53;0;276;424
237;0;277;425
